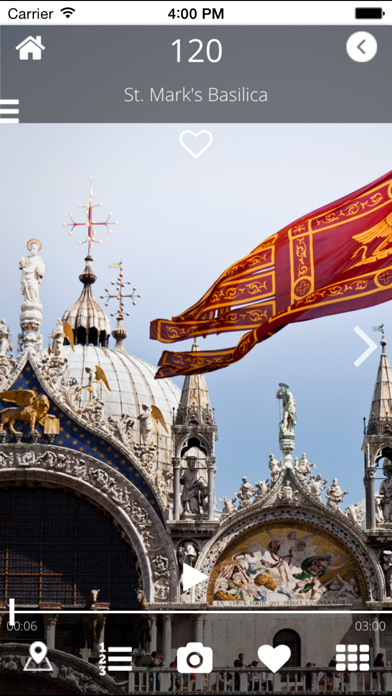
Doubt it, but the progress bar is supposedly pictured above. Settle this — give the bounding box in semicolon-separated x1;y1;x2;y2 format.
9;599;15;626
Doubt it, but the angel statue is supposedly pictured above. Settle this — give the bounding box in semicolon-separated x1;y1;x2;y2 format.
48;319;64;358
138;403;168;445
276;383;297;435
84;365;111;401
254;479;269;498
218;496;237;515
19;239;45;305
344;503;364;526
0;389;54;436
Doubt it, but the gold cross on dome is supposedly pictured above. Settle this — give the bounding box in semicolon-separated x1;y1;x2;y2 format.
101;263;141;319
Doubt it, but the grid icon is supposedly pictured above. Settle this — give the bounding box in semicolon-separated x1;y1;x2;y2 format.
336;644;369;671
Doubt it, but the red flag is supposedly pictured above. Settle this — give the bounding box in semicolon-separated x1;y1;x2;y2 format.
151;171;392;378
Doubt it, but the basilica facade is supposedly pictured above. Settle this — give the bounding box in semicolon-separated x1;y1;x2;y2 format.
1;229;392;691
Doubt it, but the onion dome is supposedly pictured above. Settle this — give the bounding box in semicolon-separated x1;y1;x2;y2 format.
59;254;180;469
62;344;181;467
62;256;111;347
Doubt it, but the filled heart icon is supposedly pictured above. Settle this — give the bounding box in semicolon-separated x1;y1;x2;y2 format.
257;645;291;673
179;130;213;158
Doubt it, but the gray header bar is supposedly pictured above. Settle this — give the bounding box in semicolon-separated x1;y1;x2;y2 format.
1;26;390;122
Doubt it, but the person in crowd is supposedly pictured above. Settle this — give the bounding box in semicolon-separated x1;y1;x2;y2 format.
328;655;340;692
217;671;232;691
304;662;313;691
373;653;385;691
261;669;274;691
148;650;164;692
169;656;181;692
247;659;260;691
233;653;245;691
343;670;350;692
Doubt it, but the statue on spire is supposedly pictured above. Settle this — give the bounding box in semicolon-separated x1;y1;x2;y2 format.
276;383;297;464
276;384;297;435
18;239;45;352
19;239;45;305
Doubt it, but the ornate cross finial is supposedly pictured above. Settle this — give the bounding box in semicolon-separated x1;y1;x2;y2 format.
100;263;141;319
100;263;141;352
62;177;118;256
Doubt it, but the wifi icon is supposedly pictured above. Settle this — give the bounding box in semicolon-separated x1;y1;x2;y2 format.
61;7;75;18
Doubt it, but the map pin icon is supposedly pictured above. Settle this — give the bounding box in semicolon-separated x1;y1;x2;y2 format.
29;641;47;665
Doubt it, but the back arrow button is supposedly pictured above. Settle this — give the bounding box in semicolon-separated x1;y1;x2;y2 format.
347;32;377;62
357;39;366;54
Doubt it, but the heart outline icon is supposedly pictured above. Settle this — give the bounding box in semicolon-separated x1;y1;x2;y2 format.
179;130;213;159
257;644;291;673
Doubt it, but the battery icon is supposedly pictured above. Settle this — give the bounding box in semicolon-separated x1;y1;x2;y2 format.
355;8;385;19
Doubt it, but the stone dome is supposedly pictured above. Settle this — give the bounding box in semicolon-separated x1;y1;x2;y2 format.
62;344;181;468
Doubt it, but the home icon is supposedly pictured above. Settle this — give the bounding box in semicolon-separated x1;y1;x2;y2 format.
15;36;45;61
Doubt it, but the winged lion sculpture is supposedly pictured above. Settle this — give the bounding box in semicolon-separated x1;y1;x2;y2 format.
0;389;52;436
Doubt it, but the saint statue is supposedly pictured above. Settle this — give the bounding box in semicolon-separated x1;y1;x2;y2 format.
380;466;392;522
178;541;198;568
325;478;349;511
278;480;299;503
294;453;315;482
375;492;384;524
0;319;11;357
276;384;297;435
180;456;207;514
381;551;392;598
308;474;327;501
48;319;64;358
235;476;256;507
268;454;282;484
19;239;45;305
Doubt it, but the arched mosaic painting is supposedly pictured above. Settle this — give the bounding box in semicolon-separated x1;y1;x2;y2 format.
207;521;367;606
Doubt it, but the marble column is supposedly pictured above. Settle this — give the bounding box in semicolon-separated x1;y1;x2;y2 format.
367;466;376;530
206;458;216;521
149;614;157;653
372;614;381;659
193;614;204;643
162;614;172;691
93;615;107;652
43;614;59;650
193;615;205;692
163;614;172;664
364;473;370;526
173;458;181;521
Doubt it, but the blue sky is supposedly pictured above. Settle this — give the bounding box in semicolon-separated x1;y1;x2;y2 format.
1;123;391;507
